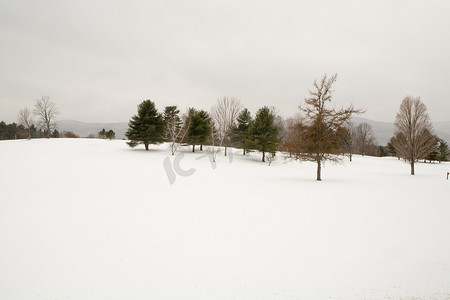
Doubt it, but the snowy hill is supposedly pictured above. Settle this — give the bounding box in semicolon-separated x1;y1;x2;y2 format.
1;139;449;299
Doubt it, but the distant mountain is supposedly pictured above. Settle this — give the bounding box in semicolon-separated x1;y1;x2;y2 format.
350;117;395;145
57;118;450;145
351;117;450;145
57;120;128;139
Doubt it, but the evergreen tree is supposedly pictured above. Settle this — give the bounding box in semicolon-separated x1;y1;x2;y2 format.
0;122;27;140
98;128;107;139
187;108;211;152
126;100;165;150
247;106;280;162
163;106;182;141
377;145;387;157
387;137;397;157
230;108;252;155
106;130;115;140
437;138;449;162
51;129;60;138
163;106;190;155
0;121;7;139
426;148;438;162
30;124;40;138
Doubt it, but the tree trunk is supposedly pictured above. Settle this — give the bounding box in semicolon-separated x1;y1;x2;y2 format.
192;145;195;152
349;153;352;162
200;144;203;151
145;143;149;151
262;150;265;162
224;145;227;156
243;148;245;155
410;161;415;175
316;158;321;181
46;121;50;139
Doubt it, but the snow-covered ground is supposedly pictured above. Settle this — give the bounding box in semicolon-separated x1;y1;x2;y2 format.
1;138;449;299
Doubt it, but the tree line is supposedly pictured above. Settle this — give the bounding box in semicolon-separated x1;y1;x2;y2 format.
1;96;116;140
126;74;448;180
1;96;61;140
125;99;281;163
0;121;59;140
3;74;448;179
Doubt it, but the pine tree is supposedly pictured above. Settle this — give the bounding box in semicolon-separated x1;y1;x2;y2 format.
98;128;107;139
387;137;397;158
51;129;60;138
126;100;165;150
187;108;211;152
164;106;190;155
106;130;115;140
163;106;181;141
0;121;6;139
248;106;280;162
30;124;40;139
230;108;252;155
437;138;449;162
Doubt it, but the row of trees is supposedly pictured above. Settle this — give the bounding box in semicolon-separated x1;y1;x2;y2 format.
126;74;364;180
125;74;448;179
98;129;116;140
4;97;117;140
0;121;60;140
125;99;281;162
0;121;86;140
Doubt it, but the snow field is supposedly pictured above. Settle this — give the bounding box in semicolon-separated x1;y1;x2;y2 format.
1;138;449;299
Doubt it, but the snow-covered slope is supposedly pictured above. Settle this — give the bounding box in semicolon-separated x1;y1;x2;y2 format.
1;139;449;299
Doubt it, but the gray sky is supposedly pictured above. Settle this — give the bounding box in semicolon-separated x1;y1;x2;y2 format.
1;0;449;123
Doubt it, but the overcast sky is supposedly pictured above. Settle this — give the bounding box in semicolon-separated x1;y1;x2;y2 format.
1;0;449;124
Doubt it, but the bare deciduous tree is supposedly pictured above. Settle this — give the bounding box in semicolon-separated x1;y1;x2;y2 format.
211;96;242;156
285;74;364;181
283;115;305;157
18;107;34;139
354;122;376;156
164;106;191;155
392;96;436;175
173;112;191;154
209;118;221;162
337;124;354;161
34;96;59;138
